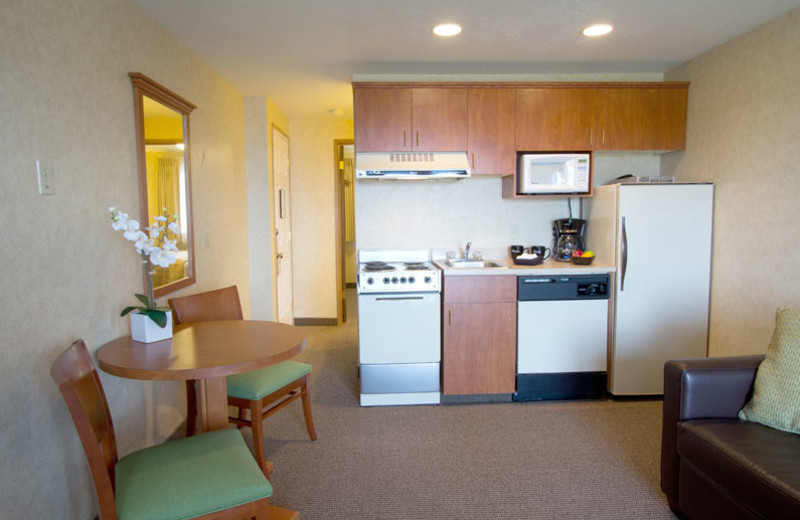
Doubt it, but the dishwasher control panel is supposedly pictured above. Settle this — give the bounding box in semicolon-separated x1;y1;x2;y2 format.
518;275;609;301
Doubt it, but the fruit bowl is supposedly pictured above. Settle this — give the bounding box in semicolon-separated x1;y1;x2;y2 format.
571;255;595;265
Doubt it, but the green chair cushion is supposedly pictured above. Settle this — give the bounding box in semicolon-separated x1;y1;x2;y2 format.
739;307;800;434
115;428;272;520
227;361;312;401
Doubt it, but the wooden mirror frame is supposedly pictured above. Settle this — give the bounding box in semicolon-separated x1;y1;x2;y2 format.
130;72;197;298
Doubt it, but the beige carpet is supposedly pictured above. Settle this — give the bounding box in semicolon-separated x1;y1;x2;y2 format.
245;290;676;520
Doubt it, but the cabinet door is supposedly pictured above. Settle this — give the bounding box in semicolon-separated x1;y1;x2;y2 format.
467;88;516;175
598;87;688;150
443;302;517;394
411;88;468;152
515;88;595;151
354;88;412;152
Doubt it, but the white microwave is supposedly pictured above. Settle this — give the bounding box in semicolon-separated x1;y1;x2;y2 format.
517;153;591;195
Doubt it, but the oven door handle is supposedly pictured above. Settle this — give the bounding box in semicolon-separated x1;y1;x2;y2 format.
375;296;426;302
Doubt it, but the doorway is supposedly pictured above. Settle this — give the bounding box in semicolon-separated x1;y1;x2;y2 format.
334;140;355;322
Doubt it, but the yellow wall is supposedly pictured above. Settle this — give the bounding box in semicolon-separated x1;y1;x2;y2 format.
0;0;250;516
663;7;800;356
289;117;354;319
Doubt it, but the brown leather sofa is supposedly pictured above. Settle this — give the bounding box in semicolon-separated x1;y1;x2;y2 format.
661;355;800;519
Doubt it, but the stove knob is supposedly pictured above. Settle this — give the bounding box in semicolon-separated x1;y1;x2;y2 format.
424;276;432;284
400;277;407;284
367;277;374;285
383;277;390;284
391;277;399;284
408;276;416;284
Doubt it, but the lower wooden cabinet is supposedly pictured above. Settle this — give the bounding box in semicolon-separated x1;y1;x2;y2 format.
442;276;517;395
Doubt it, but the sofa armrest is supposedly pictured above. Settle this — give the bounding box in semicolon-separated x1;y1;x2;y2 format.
659;355;764;514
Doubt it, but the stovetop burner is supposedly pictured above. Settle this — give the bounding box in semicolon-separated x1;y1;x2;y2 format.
364;265;396;272
405;263;430;271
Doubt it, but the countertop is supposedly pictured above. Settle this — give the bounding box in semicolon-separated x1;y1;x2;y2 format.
433;258;616;276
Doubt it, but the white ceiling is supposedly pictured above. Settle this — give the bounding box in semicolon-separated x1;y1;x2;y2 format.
132;0;800;119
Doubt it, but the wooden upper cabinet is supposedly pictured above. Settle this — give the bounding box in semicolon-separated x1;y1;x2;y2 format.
355;82;688;156
515;88;595;151
410;88;468;151
354;88;412;152
597;87;688;150
353;86;467;153
467;88;516;175
515;84;688;152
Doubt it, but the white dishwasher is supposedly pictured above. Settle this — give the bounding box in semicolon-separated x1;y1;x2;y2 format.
514;274;610;401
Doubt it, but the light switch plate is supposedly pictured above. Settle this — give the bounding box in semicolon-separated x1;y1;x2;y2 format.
36;160;54;195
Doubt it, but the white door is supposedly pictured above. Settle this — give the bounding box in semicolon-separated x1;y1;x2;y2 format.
273;128;294;325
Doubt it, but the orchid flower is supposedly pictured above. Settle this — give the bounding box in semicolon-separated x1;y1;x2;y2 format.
110;206;182;327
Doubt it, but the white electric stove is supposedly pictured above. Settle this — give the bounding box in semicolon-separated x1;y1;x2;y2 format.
357;249;441;406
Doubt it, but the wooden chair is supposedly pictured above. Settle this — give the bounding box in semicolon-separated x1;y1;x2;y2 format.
169;286;317;472
50;339;272;520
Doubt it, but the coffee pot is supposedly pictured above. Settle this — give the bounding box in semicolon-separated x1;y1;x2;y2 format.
553;218;587;262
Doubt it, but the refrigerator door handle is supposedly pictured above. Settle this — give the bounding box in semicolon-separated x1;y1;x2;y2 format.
621;216;628;291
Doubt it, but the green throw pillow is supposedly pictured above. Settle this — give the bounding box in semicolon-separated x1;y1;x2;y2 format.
739;307;800;434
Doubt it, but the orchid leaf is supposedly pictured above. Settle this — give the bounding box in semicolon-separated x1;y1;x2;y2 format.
135;293;151;307
120;306;140;317
146;309;168;328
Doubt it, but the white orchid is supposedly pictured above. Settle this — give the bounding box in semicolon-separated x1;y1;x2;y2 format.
109;206;182;327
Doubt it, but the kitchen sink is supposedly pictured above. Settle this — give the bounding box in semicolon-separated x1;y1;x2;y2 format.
444;259;504;269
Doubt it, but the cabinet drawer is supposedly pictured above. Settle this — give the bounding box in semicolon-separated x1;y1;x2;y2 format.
444;275;516;304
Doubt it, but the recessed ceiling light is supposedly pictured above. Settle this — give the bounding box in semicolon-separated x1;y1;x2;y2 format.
582;24;614;37
432;23;462;37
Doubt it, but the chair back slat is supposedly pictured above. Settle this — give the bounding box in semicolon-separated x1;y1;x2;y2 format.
51;340;119;520
168;285;243;324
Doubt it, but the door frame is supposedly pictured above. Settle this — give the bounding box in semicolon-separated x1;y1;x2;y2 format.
333;139;354;324
271;125;294;324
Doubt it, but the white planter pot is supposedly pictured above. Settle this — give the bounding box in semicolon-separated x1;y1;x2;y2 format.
130;311;173;343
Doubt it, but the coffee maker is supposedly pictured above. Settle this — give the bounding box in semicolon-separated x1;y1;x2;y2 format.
552;218;587;262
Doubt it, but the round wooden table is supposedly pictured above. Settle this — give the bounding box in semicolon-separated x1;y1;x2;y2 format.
97;320;307;432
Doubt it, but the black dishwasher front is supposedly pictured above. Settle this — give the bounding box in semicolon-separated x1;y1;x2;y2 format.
514;274;609;401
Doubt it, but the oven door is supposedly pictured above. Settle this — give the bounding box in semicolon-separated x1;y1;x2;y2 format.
358;292;441;364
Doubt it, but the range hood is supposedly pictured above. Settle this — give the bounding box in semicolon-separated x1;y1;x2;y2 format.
355;152;471;180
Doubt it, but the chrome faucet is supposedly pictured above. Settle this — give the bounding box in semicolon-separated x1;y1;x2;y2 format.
463;241;472;259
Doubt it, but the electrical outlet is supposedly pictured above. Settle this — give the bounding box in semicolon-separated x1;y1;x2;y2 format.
36;160;54;195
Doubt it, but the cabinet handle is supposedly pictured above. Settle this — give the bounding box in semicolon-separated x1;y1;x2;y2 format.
602;128;606;147
471;153;475;169
448;309;452;326
403;130;407;147
589;128;593;147
416;130;420;147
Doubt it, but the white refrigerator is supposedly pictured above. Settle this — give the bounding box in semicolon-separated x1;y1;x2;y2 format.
586;183;714;395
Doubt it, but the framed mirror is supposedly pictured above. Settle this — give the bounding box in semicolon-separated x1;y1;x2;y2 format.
130;72;196;297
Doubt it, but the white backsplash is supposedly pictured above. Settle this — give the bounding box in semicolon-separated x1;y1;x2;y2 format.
355;152;661;260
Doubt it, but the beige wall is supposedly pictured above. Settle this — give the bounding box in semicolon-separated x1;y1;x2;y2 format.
244;97;292;321
662;7;800;356
289;118;354;320
0;0;249;517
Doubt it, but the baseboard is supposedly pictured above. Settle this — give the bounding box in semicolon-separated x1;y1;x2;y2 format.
294;317;338;326
442;393;513;404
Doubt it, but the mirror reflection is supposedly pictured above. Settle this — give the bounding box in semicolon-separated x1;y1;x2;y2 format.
143;97;190;288
130;73;196;297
